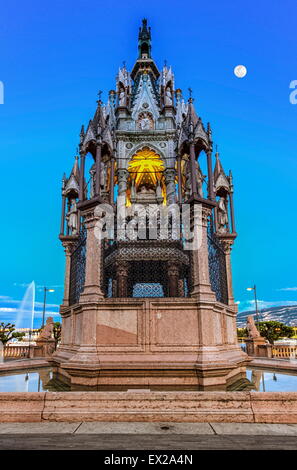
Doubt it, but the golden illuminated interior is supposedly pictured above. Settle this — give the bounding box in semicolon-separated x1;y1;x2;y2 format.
127;147;166;205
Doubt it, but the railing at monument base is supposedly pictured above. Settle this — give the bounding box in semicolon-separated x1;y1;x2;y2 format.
272;345;297;359
244;340;297;359
3;342;55;359
4;345;30;358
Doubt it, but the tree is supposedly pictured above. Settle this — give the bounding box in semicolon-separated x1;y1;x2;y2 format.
237;328;247;338
258;321;294;344
0;322;25;345
53;322;61;349
12;332;26;342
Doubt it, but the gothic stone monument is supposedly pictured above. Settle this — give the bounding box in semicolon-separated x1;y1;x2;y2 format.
52;19;248;389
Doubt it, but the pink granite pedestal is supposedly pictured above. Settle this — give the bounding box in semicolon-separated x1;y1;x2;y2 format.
51;298;249;390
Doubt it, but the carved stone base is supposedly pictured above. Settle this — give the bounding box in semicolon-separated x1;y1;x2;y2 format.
34;339;56;358
51;298;248;389
245;337;270;357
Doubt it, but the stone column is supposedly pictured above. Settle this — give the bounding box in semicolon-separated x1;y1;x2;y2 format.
165;168;176;205
177;156;182;204
66;199;71;235
116;261;129;297
110;157;115;204
219;238;236;306
79;207;105;303
62;242;74;306
60;192;66;235
79;151;86;201
168;262;180;297
95;141;102;196
206;150;215;201
190;204;216;301
189;143;198;198
229;192;236;233
117;168;129;197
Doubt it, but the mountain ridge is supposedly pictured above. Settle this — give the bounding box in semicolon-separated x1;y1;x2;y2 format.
237;304;297;328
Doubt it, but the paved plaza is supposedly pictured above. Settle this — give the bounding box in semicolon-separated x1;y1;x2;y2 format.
0;422;296;450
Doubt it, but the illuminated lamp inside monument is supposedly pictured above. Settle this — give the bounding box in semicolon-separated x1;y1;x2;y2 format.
127;147;166;205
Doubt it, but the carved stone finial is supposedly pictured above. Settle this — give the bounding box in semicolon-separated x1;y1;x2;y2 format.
62;173;67;189
80;125;85;143
188;87;193;102
207;122;212;136
97;90;103;105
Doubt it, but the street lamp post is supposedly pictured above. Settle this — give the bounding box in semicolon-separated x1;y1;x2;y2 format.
41;287;55;329
247;284;259;328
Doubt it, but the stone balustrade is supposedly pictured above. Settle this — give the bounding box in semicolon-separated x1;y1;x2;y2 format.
4;346;30;358
272;345;297;359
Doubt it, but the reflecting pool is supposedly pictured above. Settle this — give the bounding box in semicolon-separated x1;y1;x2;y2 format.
246;368;297;392
1;367;297;392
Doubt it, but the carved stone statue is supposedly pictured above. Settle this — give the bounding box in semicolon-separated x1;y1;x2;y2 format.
195;160;205;198
156;181;163;201
100;161;107;190
139;185;155;194
135;184;157;204
66;199;78;235
217;196;228;233
119;89;126;106
140;117;151;130
131;179;136;201
246;315;260;339
38;317;54;340
184;159;192;200
89;165;96;198
165;87;173;106
36;317;56;357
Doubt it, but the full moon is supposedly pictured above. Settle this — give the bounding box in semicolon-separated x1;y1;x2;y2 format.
234;65;247;78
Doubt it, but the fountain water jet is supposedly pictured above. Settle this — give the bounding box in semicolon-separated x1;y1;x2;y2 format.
16;281;35;331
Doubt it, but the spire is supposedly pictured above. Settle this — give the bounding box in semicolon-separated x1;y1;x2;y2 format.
71;155;80;180
62;173;67;190
214;150;225;181
93;93;105;137
213;150;231;194
131;19;159;82
138;18;151;59
80;125;85;144
63;155;80;198
184;94;199;136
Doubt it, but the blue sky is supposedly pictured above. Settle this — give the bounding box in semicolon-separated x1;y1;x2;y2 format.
0;0;296;327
